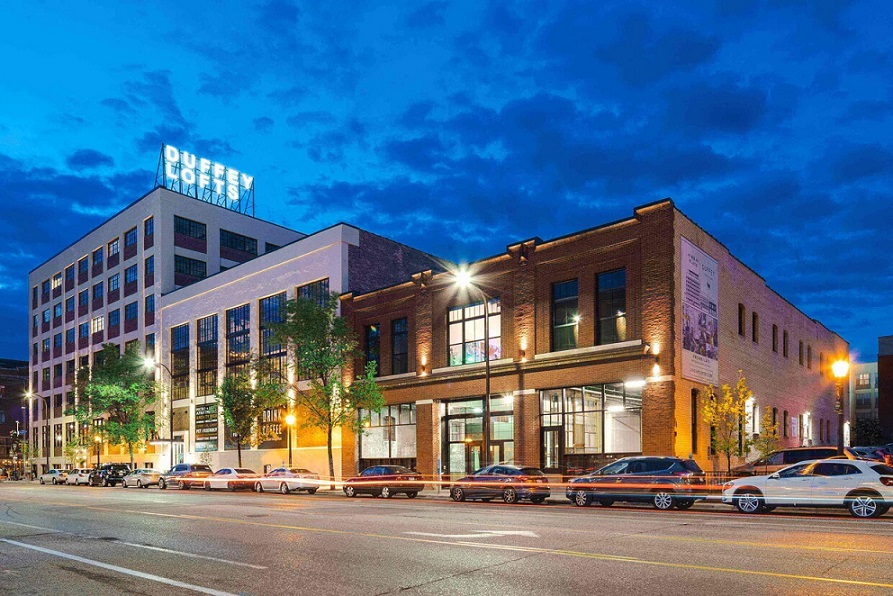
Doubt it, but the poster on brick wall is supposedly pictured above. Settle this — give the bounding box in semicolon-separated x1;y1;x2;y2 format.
681;237;719;386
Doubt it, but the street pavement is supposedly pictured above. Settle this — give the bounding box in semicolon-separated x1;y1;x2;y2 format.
2;480;893;595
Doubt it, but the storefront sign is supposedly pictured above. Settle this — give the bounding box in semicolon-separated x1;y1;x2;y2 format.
681;237;719;385
195;403;219;451
155;144;255;215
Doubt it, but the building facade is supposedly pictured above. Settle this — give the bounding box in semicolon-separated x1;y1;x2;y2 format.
878;336;893;440
0;359;28;476
157;224;442;475
339;200;849;480
27;187;304;472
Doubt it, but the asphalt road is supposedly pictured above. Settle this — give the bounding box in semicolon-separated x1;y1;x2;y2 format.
2;481;893;595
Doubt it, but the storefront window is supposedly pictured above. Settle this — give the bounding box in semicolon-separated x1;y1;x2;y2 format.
448;299;501;366
358;404;416;468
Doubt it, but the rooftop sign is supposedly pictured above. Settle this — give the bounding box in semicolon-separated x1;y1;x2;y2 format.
154;144;255;216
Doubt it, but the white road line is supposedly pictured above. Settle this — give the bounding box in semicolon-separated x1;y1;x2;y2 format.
0;519;266;569
113;541;267;569
0;539;238;596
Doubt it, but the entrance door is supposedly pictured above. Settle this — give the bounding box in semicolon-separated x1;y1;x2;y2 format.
173;440;185;465
447;441;481;481
541;427;562;474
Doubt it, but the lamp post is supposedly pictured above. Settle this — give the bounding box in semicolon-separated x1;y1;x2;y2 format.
832;359;850;455
144;357;175;470
94;434;102;467
285;413;296;468
25;391;51;475
454;268;493;468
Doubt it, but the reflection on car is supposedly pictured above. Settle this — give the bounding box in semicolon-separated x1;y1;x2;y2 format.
343;465;422;499
39;469;68;485
89;463;131;487
122;468;161;488
65;468;94;485
158;463;213;489
202;468;260;491
450;465;551;504
722;459;893;518
255;467;320;494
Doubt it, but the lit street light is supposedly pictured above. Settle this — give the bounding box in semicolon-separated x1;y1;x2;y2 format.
285;413;296;468
832;359;850;455
94;434;102;468
144;357;176;470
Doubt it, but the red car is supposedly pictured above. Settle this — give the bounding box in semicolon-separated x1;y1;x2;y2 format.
343;465;423;498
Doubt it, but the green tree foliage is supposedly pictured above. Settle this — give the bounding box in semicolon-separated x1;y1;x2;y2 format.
67;343;156;467
702;372;753;473
215;369;284;468
852;417;885;446
272;292;383;484
752;408;781;474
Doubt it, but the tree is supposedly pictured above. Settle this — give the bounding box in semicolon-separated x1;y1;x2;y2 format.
272;292;383;486
702;371;753;474
752;408;781;474
63;434;90;468
852;417;885;446
67;343;156;468
215;369;284;467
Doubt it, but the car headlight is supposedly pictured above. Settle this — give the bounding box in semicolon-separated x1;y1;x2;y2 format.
721;482;734;492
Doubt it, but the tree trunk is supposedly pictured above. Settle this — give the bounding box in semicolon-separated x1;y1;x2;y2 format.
327;425;335;490
129;443;135;468
236;435;242;468
726;452;731;474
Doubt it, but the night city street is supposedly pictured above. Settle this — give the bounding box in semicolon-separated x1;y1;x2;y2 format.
3;483;893;595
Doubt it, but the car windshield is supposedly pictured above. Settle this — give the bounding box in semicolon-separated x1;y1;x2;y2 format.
870;464;893;475
777;462;812;477
597;460;630;475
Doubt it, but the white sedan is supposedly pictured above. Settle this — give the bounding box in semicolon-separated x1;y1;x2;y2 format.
255;467;321;494
722;459;893;518
201;468;259;491
39;469;68;485
65;468;93;485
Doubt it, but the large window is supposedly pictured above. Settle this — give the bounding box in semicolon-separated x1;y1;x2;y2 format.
259;293;286;379
220;229;258;255
144;216;154;237
448;298;501;366
124;227;137;248
596;269;626;345
108;273;120;292
174;215;206;240
197;315;218;396
92;247;103;267
171;324;190;400
552;280;579;351
297;278;329;307
358;404;417;465
391;318;408;375
175;255;206;279
539;383;643;472
145;255;154;276
226;304;251;369
125;264;138;284
365;324;380;375
108;238;120;257
125;301;138;322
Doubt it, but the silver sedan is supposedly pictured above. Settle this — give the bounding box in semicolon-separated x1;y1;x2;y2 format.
122;468;162;488
255;467;321;494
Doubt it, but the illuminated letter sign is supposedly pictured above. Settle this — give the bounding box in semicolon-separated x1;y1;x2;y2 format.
155;144;255;216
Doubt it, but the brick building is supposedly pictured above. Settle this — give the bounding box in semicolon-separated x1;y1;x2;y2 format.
878;336;893;439
340;199;849;480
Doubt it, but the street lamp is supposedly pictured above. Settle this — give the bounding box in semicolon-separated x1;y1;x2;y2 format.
284;413;296;468
25;391;51;475
94;434;102;467
454;268;494;468
832;359;850;455
144;357;175;470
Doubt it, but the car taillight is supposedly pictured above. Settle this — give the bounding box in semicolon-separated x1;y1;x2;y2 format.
880;477;893;486
519;476;536;483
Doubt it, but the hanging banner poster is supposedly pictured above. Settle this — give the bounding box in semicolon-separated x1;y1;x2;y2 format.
681;237;719;385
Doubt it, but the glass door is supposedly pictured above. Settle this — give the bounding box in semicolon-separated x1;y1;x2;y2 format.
541;427;562;474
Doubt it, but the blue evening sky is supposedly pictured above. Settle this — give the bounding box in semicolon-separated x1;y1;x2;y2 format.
1;1;890;363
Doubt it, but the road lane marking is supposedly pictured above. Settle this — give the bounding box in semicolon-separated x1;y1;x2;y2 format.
628;533;893;556
0;539;238;596
405;530;539;539
0;520;267;569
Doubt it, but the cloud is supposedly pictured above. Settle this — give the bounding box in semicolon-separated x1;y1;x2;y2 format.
253;117;275;133
405;1;448;28
66;149;115;170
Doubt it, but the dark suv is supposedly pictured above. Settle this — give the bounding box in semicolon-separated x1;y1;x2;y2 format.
566;456;706;510
89;463;131;487
158;463;214;490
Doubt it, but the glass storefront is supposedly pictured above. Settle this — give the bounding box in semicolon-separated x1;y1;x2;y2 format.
540;382;642;475
358;404;417;469
440;395;514;480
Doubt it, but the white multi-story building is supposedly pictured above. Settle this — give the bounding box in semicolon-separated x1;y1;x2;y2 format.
27;186;304;473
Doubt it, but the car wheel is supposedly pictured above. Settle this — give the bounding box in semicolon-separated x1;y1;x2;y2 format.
137;480;143;489
204;482;212;491
652;491;675;510
280;483;290;495
530;496;546;504
121;480;127;488
307;488;317;495
159;478;166;490
255;482;264;493
574;490;592;507
451;487;466;502
180;481;189;490
847;492;882;518
675;499;695;510
502;487;518;504
102;479;109;488
344;485;356;497
734;490;764;514
380;486;392;498
406;491;418;499
39;478;45;484
52;478;57;485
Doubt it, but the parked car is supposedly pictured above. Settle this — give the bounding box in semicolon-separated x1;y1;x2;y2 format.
121;468;162;488
255;467;321;494
450;465;551;504
202;468;260;491
39;469;68;485
848;446;887;461
566;456;706;510
65;468;94;485
158;463;214;489
343;465;423;498
732;447;841;475
722;459;893;518
89;463;131;487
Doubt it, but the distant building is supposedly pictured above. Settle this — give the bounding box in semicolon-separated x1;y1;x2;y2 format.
0;359;28;475
878;336;893;440
852;362;879;420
